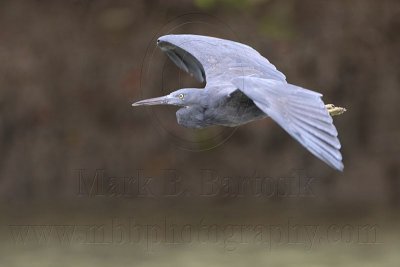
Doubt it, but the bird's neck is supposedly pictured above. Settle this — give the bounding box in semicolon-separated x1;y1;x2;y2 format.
184;88;208;107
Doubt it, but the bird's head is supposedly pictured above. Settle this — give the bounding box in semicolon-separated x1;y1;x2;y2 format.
132;88;203;107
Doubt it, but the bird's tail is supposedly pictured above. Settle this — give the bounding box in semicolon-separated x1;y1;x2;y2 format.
231;77;345;171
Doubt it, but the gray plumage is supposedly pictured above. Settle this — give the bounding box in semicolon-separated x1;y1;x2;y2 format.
133;34;344;171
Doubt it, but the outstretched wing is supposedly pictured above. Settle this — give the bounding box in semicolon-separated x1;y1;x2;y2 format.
231;76;344;171
157;34;286;86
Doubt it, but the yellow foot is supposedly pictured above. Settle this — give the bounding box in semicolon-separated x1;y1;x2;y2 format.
326;104;347;116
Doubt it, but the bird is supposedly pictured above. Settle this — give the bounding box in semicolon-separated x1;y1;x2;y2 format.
132;34;346;171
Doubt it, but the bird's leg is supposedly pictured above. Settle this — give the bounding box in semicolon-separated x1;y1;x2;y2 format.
325;104;347;116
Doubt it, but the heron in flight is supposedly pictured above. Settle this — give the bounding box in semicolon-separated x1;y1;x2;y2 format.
133;34;346;171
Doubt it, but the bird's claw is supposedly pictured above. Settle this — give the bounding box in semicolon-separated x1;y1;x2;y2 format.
325;104;347;116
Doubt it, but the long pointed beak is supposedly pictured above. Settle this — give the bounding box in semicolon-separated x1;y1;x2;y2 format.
132;95;171;106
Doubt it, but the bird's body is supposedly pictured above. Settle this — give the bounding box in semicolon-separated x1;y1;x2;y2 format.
175;87;267;128
133;34;346;171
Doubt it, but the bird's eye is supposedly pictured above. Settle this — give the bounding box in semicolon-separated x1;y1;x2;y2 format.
178;93;184;100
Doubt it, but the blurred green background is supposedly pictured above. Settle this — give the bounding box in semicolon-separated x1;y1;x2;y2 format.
0;0;399;266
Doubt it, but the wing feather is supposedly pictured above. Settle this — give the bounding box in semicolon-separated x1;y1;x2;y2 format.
157;34;286;86
232;76;344;171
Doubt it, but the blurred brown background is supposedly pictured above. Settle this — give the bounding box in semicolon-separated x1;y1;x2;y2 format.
0;0;400;266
